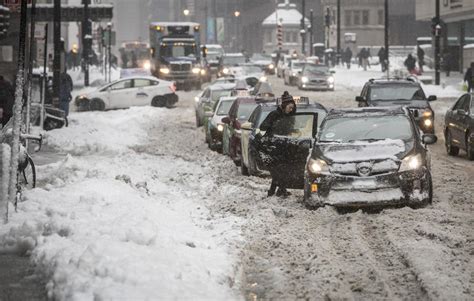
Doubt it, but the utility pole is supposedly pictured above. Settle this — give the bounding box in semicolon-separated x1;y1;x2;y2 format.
434;0;441;85
8;0;29;214
309;9;314;56
53;0;61;107
325;7;330;50
41;23;48;130
300;0;306;55
83;0;91;87
25;0;36;135
384;0;389;78
336;0;341;65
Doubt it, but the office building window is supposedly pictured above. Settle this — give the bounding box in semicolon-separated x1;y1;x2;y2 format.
345;10;351;26
362;10;369;25
378;9;384;25
353;10;361;25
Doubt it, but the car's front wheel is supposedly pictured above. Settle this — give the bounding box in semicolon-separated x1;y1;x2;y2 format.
90;98;105;111
445;130;459;156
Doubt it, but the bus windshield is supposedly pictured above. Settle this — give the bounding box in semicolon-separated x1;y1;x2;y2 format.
160;43;197;58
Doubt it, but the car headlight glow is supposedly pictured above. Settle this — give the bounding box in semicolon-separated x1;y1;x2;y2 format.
217;124;224;132
223;68;229;74
292;72;297;76
327;76;335;84
268;64;275;69
308;158;329;174
423;118;432;127
200;69;207;75
259;76;267;82
192;67;201;74
143;60;151;70
301;76;309;83
399;153;422;171
160;67;170;74
422;110;432;117
194;96;200;102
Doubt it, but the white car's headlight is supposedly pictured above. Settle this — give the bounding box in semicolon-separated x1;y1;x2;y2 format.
259;76;267;82
399;153;422;171
192;67;201;74
200;69;207;75
160;67;170;74
223;68;229;74
217;124;224;132
194;96;200;102
143;60;151;70
307;158;329;174
327;76;335;84
268;63;275;69
301;76;309;83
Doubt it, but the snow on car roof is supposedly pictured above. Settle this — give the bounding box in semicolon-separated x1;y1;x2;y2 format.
208;83;236;90
327;107;407;118
224;53;245;57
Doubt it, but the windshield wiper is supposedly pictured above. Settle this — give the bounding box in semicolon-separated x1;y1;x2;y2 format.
348;138;383;142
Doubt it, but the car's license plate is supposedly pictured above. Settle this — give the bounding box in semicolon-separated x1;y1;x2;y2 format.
352;179;377;189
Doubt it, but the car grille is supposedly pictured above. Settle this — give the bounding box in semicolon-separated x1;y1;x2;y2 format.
170;63;191;72
330;159;399;177
310;79;326;84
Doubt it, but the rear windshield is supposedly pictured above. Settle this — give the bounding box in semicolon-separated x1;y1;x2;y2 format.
237;103;258;121
216;100;233;115
370;85;426;101
223;56;246;65
319;115;413;143
211;89;232;103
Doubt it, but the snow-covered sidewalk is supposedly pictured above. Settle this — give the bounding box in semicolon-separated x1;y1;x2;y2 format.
0;106;243;300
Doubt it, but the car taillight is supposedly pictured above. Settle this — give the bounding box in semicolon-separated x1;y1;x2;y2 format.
170;82;176;93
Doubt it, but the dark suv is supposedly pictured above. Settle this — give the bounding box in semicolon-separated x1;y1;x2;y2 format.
356;78;437;134
304;107;437;209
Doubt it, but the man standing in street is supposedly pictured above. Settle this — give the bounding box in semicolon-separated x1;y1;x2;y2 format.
0;75;15;127
260;91;297;197
378;47;387;72
59;71;73;119
464;62;474;92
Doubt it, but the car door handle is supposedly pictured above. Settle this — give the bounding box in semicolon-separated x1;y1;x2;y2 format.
136;92;148;97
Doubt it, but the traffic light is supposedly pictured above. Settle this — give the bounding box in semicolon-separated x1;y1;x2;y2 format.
431;17;441;36
325;8;331;27
0;6;10;40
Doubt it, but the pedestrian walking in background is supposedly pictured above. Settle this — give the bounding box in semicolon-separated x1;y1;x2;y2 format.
0;75;15;127
464;62;474;92
378;47;387;72
417;46;425;73
404;54;417;74
443;51;453;77
344;47;352;69
59;71;73;119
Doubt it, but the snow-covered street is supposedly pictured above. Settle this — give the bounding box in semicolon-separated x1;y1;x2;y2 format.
1;67;473;300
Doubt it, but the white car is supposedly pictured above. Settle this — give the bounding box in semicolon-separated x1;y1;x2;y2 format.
75;76;177;111
284;60;305;86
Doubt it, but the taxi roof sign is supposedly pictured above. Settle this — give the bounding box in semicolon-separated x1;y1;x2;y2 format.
276;96;310;105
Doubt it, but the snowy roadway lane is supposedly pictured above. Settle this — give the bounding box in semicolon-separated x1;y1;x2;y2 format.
0;70;473;300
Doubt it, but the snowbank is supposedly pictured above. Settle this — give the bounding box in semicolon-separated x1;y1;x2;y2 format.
0;106;243;300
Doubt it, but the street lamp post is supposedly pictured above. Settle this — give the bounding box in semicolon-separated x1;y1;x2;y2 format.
107;22;112;83
301;0;306;55
234;11;240;52
309;9;314;56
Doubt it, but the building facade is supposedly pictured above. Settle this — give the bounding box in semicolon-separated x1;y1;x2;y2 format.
416;0;474;70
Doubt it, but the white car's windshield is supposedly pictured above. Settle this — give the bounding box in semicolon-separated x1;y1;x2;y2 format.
216;100;234;116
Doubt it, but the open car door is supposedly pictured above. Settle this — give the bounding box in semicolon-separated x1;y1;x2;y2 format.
258;112;318;189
